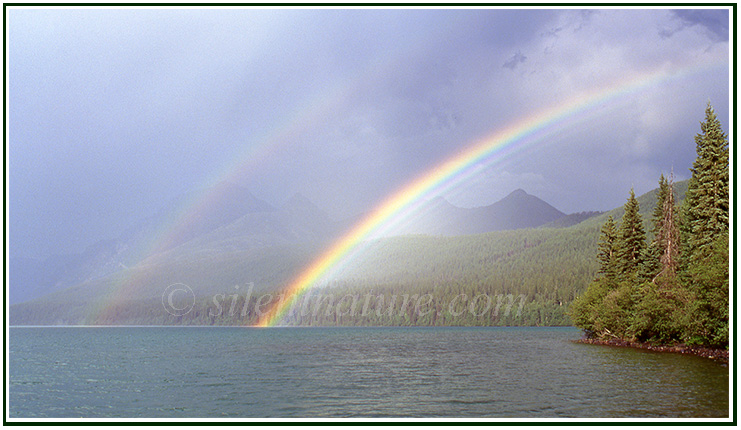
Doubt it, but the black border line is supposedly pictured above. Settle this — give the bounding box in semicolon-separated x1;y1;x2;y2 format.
3;2;7;426
2;2;736;426
732;2;737;427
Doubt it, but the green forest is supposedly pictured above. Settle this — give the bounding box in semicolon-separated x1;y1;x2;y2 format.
569;103;730;348
12;190;666;328
13;225;600;326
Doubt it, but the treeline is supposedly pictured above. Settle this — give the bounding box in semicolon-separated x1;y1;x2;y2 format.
19;282;572;327
569;103;729;348
280;225;600;326
12;221;602;327
14;174;696;328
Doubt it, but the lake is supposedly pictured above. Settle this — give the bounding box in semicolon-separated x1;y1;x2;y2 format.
8;326;729;419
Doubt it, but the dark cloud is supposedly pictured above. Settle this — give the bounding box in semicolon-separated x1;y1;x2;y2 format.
503;51;527;70
662;9;729;41
570;9;599;33
7;8;731;259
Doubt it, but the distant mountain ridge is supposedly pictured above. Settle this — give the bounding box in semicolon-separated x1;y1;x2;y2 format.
540;211;604;229
162;192;337;257
10;182;275;304
398;188;576;236
9;184;597;306
11;183;681;326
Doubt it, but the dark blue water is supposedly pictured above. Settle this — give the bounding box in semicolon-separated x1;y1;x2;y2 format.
8;326;729;418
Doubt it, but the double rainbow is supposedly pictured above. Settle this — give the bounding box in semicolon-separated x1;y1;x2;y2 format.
254;60;727;327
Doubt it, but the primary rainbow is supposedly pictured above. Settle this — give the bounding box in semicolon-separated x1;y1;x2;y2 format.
254;60;726;327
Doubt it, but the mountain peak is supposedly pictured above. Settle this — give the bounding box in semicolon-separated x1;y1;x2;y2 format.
507;188;529;198
427;195;456;208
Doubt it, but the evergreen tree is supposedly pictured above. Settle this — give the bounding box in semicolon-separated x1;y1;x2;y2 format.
638;241;661;283
615;188;645;281
596;216;618;281
683;103;729;260
684;233;729;346
680;103;729;347
639;176;668;282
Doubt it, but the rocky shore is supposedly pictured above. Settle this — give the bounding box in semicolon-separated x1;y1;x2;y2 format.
574;338;729;364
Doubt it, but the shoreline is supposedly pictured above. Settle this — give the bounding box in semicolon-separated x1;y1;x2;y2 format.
574;338;729;364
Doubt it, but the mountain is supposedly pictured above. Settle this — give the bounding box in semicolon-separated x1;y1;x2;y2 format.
14;183;657;325
159;192;337;259
9;239;124;305
399;189;567;235
10;256;61;305
9;182;276;304
11;186;579;306
540;211;603;229
119;181;275;258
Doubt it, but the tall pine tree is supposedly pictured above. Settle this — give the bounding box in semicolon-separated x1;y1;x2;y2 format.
615;188;645;281
596;215;618;281
683;102;729;260
639;175;669;282
681;103;729;346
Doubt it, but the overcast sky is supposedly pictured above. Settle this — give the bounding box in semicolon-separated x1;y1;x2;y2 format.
8;7;730;259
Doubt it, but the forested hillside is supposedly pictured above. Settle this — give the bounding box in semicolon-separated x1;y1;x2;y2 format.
9;185;586;306
10;175;694;328
13;172;698;328
271;179;687;328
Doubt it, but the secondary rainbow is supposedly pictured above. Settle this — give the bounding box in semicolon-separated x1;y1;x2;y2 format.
254;60;726;327
87;48;412;323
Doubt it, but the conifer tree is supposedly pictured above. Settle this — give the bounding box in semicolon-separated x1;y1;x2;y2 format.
684;103;729;260
638;176;667;282
615;188;645;281
638;241;661;283
596;215;618;281
681;103;729;346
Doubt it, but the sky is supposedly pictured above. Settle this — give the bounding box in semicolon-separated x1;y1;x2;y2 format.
7;7;731;260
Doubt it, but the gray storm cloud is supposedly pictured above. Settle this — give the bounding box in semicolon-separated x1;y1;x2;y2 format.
8;7;730;259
